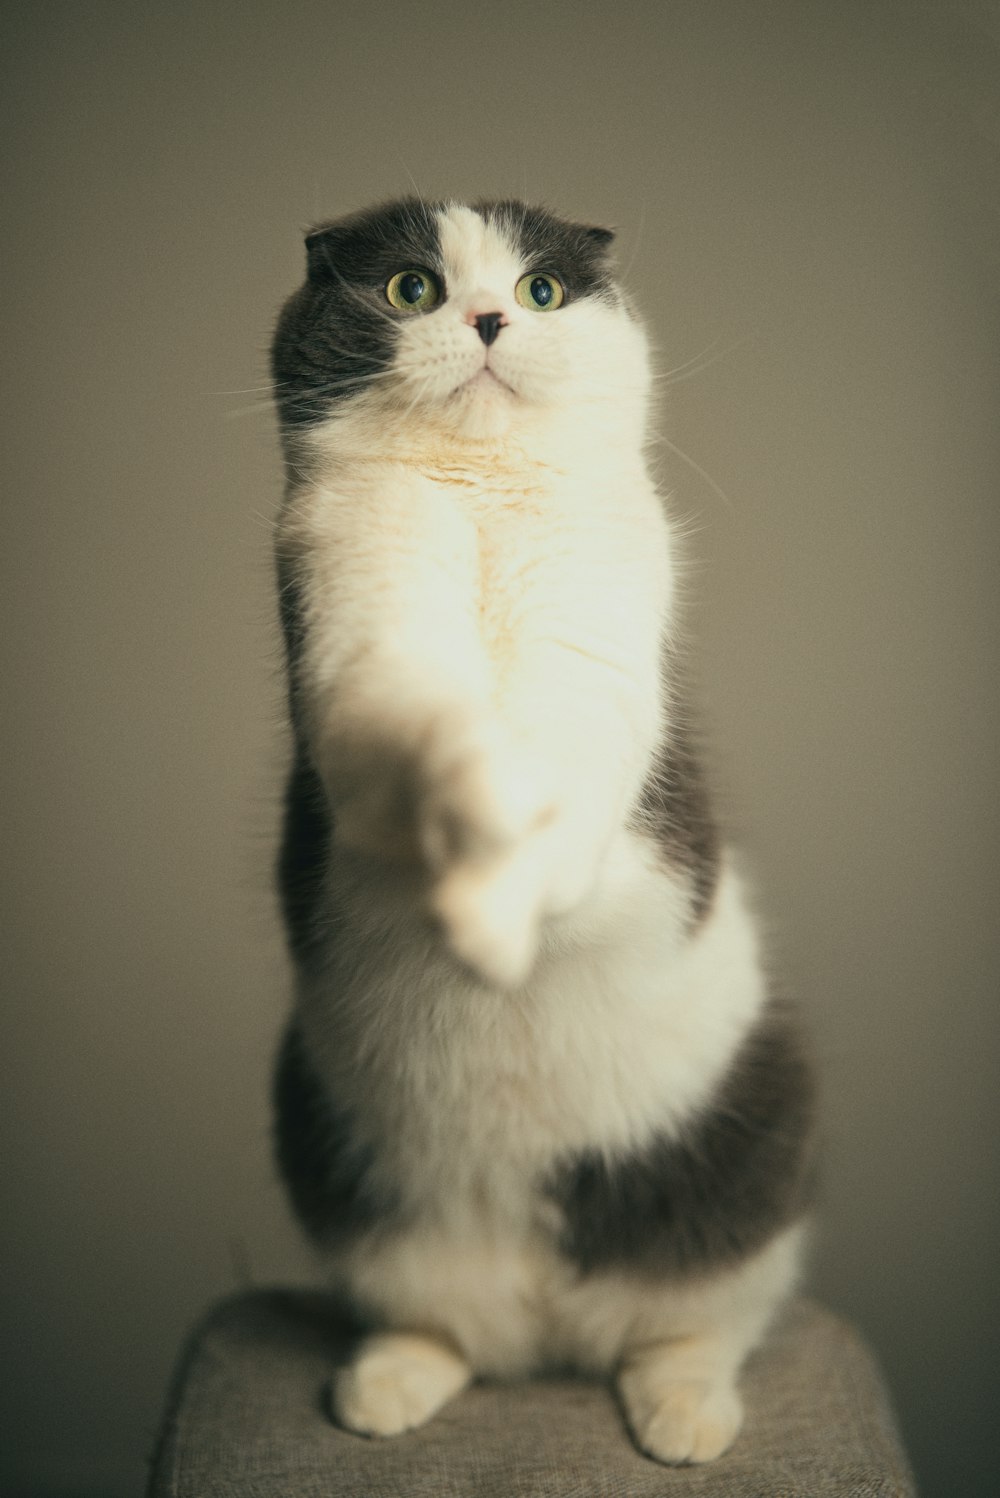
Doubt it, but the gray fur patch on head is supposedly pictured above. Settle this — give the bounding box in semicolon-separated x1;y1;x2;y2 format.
474;199;619;304
272;198;444;428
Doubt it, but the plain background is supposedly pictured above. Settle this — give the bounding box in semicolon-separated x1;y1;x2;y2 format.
3;2;998;1494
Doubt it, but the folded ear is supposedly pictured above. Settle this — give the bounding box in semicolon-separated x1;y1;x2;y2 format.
586;225;615;247
303;224;346;282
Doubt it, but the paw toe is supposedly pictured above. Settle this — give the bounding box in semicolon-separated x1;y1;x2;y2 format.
331;1336;470;1439
629;1382;742;1466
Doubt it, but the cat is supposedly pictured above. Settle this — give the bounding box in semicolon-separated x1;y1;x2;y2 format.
270;197;815;1465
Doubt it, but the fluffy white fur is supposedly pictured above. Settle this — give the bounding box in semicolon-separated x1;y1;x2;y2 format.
276;204;801;1462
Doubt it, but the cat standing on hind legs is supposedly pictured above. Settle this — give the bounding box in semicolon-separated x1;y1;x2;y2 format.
270;197;815;1465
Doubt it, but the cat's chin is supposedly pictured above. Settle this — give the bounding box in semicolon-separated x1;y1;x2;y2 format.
465;367;512;393
443;369;518;438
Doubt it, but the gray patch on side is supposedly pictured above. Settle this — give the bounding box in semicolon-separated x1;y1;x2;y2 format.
546;1002;816;1279
273;1022;402;1248
631;710;721;927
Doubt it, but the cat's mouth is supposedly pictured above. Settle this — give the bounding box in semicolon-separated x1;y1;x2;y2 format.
459;366;514;397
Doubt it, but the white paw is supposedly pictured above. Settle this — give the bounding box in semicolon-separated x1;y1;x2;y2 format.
431;833;551;988
417;719;562;985
418;719;554;871
332;1332;471;1438
619;1372;743;1466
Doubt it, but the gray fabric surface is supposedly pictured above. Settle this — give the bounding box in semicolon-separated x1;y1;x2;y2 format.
148;1291;915;1497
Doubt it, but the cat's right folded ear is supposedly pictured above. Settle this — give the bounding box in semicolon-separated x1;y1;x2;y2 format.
304;224;343;282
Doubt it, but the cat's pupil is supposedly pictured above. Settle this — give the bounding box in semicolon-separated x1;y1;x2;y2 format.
531;277;553;307
400;273;425;304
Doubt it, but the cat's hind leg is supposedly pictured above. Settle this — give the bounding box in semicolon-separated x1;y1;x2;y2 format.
332;1330;472;1437
614;1227;805;1465
617;1331;746;1464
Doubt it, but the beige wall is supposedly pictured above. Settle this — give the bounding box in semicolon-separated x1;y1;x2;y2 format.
3;3;997;1493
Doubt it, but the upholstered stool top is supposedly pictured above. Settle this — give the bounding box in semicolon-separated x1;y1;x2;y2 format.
148;1291;914;1497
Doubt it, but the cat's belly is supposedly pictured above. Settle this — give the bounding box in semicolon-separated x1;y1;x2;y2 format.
335;1214;805;1377
291;845;793;1374
301;840;767;1184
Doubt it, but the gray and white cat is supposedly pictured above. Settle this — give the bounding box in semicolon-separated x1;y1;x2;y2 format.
270;197;814;1465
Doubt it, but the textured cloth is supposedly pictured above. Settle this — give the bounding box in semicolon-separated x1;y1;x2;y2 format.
148;1291;915;1497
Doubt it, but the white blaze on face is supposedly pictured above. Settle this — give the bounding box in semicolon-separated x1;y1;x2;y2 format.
435;205;523;329
390;204;553;434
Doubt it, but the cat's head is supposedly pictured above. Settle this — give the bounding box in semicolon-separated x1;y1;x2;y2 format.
272;198;649;449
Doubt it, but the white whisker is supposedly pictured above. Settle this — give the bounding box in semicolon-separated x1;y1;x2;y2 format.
652;432;733;510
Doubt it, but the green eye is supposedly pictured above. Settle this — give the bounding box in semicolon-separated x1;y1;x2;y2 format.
386;269;440;312
515;273;565;311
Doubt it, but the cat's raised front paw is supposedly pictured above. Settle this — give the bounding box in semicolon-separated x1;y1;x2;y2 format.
418;717;559;985
431;839;549;988
331;1331;471;1438
417;717;553;872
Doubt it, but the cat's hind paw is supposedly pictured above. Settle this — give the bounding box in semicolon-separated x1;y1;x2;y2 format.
618;1364;743;1466
331;1331;471;1438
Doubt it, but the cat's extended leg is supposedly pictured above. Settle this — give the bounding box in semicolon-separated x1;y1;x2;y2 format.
613;1222;806;1465
280;469;668;987
617;1331;747;1465
332;1330;472;1438
416;686;653;988
417;714;561;986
